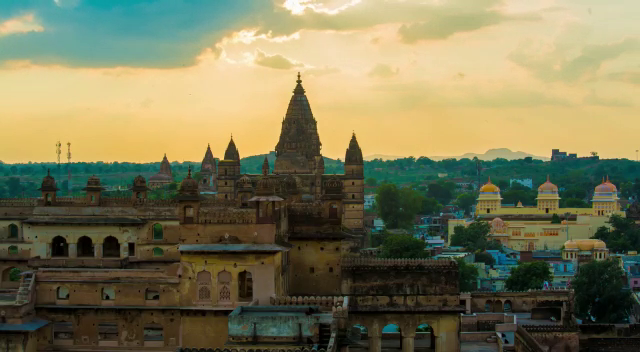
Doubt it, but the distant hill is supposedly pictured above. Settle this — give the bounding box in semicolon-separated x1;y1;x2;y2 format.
365;148;549;162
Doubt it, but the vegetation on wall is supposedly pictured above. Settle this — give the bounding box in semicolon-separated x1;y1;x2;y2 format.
505;261;552;291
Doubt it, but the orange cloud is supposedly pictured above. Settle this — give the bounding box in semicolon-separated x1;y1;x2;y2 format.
0;14;44;37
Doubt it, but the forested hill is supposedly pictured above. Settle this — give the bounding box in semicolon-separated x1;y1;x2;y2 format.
1;156;639;199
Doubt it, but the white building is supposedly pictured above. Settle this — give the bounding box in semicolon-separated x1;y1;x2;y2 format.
364;194;376;210
510;178;533;189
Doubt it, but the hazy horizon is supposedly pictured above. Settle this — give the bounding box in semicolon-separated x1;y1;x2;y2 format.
1;0;639;163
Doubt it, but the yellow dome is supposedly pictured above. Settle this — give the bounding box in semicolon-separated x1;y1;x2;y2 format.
538;175;558;193
595;176;617;193
593;240;607;249
480;177;500;193
564;240;578;249
572;239;607;251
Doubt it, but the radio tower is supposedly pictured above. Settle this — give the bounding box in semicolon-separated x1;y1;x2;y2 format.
67;142;72;195
56;141;62;184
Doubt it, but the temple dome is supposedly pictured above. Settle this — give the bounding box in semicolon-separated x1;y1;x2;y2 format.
538;175;558;193
479;178;500;193
179;167;199;194
595;176;617;193
565;239;607;251
39;169;58;191
564;240;578;249
237;175;253;189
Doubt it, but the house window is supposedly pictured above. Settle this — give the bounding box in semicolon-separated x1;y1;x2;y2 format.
57;286;69;300
102;287;115;300
218;271;231;302
152;224;163;240
143;324;164;343
53;321;73;341
145;289;160;300
152;248;164;257
8;224;18;238
196;270;211;302
128;243;135;257
52;236;68;257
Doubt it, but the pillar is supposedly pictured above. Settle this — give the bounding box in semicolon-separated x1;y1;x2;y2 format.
68;243;77;258
401;331;415;352
94;243;102;258
368;329;381;352
466;299;471;314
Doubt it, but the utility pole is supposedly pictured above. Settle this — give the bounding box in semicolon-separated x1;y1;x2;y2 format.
636;149;638;162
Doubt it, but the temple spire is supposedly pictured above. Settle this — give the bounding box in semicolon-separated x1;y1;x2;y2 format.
262;156;269;176
293;72;305;95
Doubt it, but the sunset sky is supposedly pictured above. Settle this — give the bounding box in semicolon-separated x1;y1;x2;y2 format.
0;0;638;163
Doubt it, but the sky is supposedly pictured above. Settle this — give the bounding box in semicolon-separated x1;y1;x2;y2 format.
0;0;638;163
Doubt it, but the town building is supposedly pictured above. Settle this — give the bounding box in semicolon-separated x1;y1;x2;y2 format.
363;194;375;210
509;178;533;189
448;177;624;251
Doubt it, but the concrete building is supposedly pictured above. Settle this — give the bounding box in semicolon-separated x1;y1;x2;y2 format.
510;178;533;189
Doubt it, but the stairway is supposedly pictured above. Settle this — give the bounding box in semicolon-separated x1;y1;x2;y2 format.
319;324;332;347
15;272;34;305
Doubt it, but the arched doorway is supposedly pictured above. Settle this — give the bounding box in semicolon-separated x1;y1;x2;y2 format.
348;325;368;352
102;236;120;258
504;300;512;312
238;270;253;301
485;300;493;312
329;203;338;219
382;324;401;351
184;206;194;224
416;323;435;352
51;236;68;257
8;224;18;239
1;267;21;288
77;236;94;257
495;300;504;313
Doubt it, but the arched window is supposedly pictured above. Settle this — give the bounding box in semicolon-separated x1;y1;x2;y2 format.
102;287;115;300
238;270;253;301
218;271;231;303
8;224;18;238
103;236;120;258
485;300;493;312
57;286;69;300
152;224;163;240
352;194;355;199
8;246;18;255
504;300;512;312
152;247;164;257
197;270;212;302
77;236;94;257
51;236;68;257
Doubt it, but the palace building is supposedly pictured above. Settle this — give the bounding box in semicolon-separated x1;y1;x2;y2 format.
0;74;472;352
449;176;625;251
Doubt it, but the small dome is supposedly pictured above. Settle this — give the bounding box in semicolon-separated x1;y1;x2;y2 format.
538;175;558;193
593;240;607;249
179;167;199;194
133;175;147;187
237;175;253;189
39;169;58;191
479;177;500;193
564;240;578;249
87;175;101;187
256;176;276;196
595;176;617;193
491;217;505;228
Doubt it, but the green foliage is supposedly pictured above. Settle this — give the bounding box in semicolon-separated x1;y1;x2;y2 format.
592;215;640;253
456;258;478;292
551;214;561;224
450;222;494;251
365;178;377;187
572;260;633;323
505;261;552;291
421;197;442;215
456;193;476;215
426;181;455;205
474;252;495;266
376;184;424;229
9;268;21;282
378;234;427;258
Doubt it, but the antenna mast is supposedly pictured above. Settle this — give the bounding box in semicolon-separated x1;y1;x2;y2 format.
67;142;72;195
56;141;62;185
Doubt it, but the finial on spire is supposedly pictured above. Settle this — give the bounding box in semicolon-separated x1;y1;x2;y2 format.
47;168;50;176
297;72;301;84
187;166;192;178
606;175;610;182
602;176;605;183
488;176;492;183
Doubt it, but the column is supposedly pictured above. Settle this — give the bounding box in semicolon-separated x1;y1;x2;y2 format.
68;243;77;258
401;331;415;352
466;299;471;314
94;243;102;258
368;329;381;352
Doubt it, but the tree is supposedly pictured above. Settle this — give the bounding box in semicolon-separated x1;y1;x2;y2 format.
456;193;476;215
421;197;442;215
9;268;21;282
376;184;424;229
6;177;22;197
426;181;455;205
450;222;492;251
592;215;640;252
457;258;478;292
474;251;495;266
378;234;427;258
573;260;633;323
551;214;561;224
505;261;552;291
365;178;378;187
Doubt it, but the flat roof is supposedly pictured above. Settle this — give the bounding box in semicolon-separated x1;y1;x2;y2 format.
0;318;49;332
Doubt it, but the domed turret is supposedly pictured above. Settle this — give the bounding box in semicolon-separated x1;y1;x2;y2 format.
538;175;558;193
131;175;149;200
237;175;253;189
256;176;276;196
595;176;618;193
479;177;500;194
84;175;104;191
592;176;619;216
537;175;560;213
476;177;502;215
179;167;199;196
39;169;58;192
